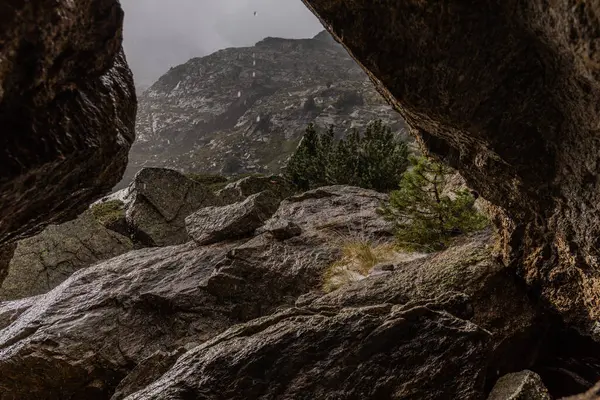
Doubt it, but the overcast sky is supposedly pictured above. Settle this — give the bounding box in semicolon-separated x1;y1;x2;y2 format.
120;0;324;88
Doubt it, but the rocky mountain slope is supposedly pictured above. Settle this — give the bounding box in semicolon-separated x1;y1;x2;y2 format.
117;30;405;189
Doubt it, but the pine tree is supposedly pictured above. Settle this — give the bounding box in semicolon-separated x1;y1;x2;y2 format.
285;123;327;190
355;120;409;192
382;156;488;252
285;120;409;192
286;121;408;192
329;127;359;185
320;124;335;180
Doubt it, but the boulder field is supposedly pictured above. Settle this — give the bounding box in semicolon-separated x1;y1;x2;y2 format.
2;0;600;398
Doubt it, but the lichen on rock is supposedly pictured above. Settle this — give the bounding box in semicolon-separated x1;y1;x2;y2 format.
0;211;132;301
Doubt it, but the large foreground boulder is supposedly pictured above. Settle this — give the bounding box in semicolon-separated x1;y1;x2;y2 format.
0;242;246;399
121;231;561;399
118;232;600;399
0;211;132;301
564;382;600;400
0;0;136;245
126;295;491;400
125;168;220;246
0;186;391;398
300;0;600;338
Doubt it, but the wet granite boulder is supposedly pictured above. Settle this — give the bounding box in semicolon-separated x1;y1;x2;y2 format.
186;191;281;245
125;168;220;246
126;295;492;400
0;211;132;301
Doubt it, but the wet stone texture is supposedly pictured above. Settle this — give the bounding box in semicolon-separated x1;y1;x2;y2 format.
125;168;220;247
0;0;136;245
0;186;392;399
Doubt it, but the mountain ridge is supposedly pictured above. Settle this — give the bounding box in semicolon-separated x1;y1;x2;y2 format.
117;30;406;189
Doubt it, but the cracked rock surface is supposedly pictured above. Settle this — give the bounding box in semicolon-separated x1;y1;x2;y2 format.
126;297;491;400
0;211;132;301
122;231;551;399
125;168;220;246
0;0;136;245
186;190;281;245
0;186;391;399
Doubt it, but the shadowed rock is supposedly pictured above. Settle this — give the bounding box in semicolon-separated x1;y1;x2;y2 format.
0;244;15;291
303;231;549;381
301;0;600;339
111;349;186;400
0;0;136;244
563;382;600;400
126;296;491;400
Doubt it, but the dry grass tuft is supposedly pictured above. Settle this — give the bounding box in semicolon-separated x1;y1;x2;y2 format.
322;240;397;293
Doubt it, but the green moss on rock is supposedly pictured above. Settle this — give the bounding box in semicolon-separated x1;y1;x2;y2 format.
91;200;125;227
186;173;229;186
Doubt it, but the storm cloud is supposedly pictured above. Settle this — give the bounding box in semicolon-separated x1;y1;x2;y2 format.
120;0;323;89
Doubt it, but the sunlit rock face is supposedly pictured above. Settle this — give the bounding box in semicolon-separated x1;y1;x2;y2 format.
118;30;406;189
0;0;136;244
301;0;600;338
